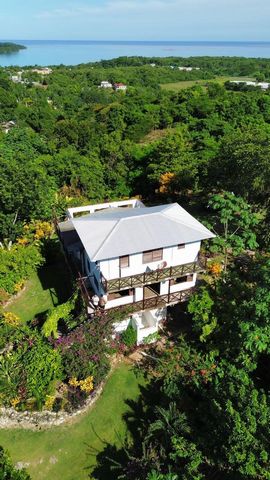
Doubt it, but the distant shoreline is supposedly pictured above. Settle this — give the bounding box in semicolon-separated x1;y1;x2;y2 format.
0;42;26;55
1;40;270;67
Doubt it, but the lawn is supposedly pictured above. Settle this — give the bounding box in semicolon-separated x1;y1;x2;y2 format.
160;76;256;91
4;263;73;323
0;363;144;480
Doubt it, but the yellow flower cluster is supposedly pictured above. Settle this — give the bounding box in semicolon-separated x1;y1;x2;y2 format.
17;237;29;246
34;221;53;240
44;395;55;410
21;221;54;243
79;376;94;393
69;377;80;388
69;376;94;393
159;172;176;194
209;262;223;276
14;281;24;293
3;311;21;327
10;397;20;408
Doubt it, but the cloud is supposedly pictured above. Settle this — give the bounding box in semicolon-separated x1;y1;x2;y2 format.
35;0;197;19
32;0;270;41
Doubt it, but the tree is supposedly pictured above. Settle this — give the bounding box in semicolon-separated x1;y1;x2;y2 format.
209;128;270;204
0;446;31;479
208;191;259;272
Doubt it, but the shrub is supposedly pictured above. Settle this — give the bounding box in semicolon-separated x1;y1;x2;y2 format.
121;325;137;348
0;321;63;409
0;447;31;479
0;288;10;305
0;243;44;294
57;314;113;388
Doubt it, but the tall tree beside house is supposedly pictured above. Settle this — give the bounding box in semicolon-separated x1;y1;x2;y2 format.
92;257;270;480
207;191;259;272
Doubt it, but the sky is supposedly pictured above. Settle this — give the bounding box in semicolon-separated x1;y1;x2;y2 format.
1;0;269;41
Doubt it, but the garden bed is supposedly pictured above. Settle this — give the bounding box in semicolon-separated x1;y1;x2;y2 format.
0;363;145;480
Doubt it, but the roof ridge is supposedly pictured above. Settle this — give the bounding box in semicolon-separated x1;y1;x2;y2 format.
160;209;212;234
92;218;122;259
95;210;168;258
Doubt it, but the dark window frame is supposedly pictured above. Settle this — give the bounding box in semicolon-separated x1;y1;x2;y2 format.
143;248;163;264
119;255;130;268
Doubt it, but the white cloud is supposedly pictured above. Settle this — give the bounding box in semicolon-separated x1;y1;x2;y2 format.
33;0;270;40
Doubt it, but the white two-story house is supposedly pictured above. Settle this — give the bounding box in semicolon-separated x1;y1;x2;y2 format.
58;199;214;344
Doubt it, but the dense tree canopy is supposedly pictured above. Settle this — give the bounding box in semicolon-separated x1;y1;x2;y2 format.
1;56;270;479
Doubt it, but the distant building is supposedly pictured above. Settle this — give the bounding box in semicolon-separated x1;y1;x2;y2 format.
114;82;127;91
258;82;270;90
150;63;156;67
32;67;52;75
178;67;200;71
99;81;113;89
229;80;270;90
11;71;23;83
0;121;16;134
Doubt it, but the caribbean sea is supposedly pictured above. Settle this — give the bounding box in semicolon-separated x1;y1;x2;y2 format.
1;40;270;67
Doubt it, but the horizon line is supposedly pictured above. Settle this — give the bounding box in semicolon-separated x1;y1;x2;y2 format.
2;39;270;43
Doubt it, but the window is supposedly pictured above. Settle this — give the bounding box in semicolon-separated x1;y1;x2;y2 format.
170;274;194;285
143;248;163;264
178;243;185;249
119;255;129;268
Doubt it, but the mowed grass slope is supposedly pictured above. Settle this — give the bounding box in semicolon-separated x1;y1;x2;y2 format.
4;263;72;323
161;76;256;91
0;363;144;480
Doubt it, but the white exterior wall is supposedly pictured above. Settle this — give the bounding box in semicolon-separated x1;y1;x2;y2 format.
105;293;134;310
99;242;200;281
113;317;132;334
67;199;144;219
133;307;167;344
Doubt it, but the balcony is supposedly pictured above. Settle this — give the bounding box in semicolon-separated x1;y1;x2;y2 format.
78;270;194;316
102;260;204;293
104;287;194;316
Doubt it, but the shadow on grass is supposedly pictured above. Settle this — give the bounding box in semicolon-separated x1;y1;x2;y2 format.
89;380;161;479
37;262;73;307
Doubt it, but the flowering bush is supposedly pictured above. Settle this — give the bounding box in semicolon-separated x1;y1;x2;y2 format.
208;261;223;276
0;322;63;410
2;311;21;327
57;314;113;388
69;376;94;393
0;243;44;294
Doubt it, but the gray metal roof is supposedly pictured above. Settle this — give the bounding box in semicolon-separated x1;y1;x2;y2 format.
66;203;215;261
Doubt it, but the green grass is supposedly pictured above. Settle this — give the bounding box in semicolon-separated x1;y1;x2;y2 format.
0;363;144;480
161;76;256;91
4;263;72;323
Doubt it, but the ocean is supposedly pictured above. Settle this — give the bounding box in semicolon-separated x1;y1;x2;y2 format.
1;40;270;67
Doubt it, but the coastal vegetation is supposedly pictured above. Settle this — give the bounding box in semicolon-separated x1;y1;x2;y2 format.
0;55;270;478
0;42;26;54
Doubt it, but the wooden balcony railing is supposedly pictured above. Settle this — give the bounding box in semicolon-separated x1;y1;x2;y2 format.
104;260;204;293
77;273;92;308
77;270;194;316
104;288;194;316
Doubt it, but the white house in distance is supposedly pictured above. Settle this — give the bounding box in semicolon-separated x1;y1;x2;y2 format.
11;71;23;83
229;80;270;90
32;67;53;75
0;120;16;134
178;67;200;71
113;82;127;91
58;200;214;344
99;81;113;89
